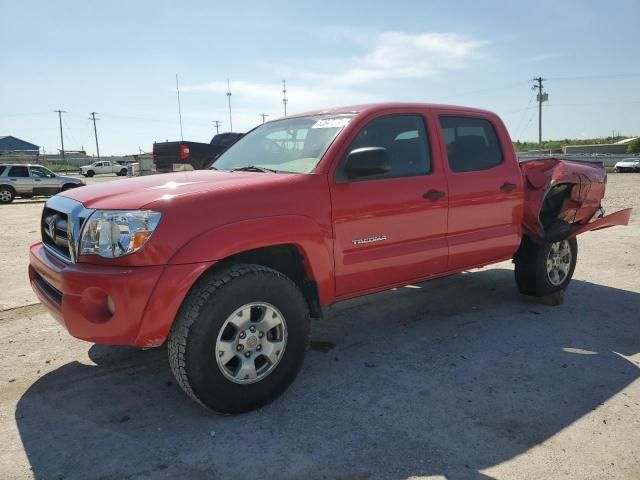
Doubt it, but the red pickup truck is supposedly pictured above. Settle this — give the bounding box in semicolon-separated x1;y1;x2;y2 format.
29;103;631;413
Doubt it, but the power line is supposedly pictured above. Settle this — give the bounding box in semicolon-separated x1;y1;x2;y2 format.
89;112;100;159
54;110;66;162
547;73;640;81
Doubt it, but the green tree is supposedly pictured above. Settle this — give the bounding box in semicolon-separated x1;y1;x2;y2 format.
627;138;640;154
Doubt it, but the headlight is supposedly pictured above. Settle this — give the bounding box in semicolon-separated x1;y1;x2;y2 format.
79;210;161;258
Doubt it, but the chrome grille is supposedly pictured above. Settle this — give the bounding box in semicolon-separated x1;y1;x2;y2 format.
41;196;93;263
42;208;71;261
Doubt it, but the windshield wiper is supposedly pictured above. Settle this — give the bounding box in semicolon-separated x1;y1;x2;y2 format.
230;165;278;173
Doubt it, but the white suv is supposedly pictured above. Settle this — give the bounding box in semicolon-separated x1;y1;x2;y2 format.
0;164;84;204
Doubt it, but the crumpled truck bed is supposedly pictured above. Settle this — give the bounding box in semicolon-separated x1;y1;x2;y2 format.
520;158;631;241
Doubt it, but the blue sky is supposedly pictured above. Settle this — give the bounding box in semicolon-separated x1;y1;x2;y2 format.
1;0;639;155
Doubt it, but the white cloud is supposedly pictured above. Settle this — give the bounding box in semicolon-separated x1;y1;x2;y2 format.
180;30;488;130
339;31;487;85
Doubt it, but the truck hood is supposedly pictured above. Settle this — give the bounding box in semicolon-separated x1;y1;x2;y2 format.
60;170;296;209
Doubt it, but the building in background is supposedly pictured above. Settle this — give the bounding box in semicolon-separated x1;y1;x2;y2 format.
0;136;39;154
563;137;638;154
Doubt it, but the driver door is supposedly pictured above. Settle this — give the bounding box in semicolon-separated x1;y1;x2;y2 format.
330;113;449;297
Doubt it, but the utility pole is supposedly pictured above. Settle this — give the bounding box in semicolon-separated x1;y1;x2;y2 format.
531;77;548;148
282;80;288;117
212;120;222;134
176;74;184;141
54;110;67;163
226;79;233;132
259;113;269;124
89;112;100;160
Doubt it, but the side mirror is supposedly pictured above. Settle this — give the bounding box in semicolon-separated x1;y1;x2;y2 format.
344;147;390;179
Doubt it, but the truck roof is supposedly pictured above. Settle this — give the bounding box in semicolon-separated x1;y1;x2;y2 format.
287;102;497;119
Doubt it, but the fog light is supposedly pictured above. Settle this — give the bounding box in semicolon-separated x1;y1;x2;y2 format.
107;296;116;315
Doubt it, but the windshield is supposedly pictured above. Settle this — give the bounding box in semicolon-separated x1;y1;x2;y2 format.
211;114;354;173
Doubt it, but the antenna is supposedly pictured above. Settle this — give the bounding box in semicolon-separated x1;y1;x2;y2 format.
176;74;184;141
259;113;269;124
226;79;233;132
282;79;288;117
212;120;222;134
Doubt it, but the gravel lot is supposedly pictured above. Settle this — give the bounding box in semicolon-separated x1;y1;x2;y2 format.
0;173;638;479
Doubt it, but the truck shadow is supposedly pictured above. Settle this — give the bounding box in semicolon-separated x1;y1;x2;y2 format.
15;268;640;479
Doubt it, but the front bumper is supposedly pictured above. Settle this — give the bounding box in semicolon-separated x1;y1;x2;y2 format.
29;242;214;347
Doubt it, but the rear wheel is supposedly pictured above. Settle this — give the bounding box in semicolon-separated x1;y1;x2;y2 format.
514;237;577;296
0;187;15;204
119;168;128;176
168;264;310;414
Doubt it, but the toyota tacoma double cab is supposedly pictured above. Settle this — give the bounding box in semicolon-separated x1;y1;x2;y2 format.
29;103;631;413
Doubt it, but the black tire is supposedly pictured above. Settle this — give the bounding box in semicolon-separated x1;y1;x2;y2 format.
86;170;95;177
61;183;76;192
0;186;15;204
514;236;578;296
119;168;128;176
168;264;310;414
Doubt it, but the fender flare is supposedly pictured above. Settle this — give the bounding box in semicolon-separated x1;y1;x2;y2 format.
168;215;335;304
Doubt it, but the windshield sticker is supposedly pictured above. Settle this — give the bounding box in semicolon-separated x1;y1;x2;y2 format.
312;117;352;129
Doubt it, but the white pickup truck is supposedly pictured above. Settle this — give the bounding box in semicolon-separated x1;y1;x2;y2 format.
80;160;128;177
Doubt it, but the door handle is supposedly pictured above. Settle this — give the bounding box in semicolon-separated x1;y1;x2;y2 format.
34;179;41;182
423;190;446;200
500;182;517;192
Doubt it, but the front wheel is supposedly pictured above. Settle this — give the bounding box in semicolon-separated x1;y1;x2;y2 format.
0;187;15;204
86;170;95;177
514;237;578;296
168;264;310;414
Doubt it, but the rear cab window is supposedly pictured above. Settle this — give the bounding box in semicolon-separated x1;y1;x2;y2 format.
439;116;503;172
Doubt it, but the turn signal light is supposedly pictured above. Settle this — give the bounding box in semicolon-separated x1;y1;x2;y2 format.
133;231;153;249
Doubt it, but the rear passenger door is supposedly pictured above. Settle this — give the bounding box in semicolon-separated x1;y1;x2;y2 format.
331;113;449;297
436;114;523;270
6;166;33;194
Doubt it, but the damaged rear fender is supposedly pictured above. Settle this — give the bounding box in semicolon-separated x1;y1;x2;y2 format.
520;158;630;241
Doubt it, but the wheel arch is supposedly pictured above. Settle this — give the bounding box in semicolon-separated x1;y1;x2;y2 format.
0;183;17;195
168;215;335;312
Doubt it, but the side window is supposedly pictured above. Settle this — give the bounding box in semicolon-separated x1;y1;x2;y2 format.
344;114;431;180
439;116;503;172
8;166;29;177
30;167;51;178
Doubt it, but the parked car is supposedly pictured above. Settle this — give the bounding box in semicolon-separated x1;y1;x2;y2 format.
29;103;631;413
153;132;244;172
614;158;640;173
80;160;128;177
0;164;84;204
